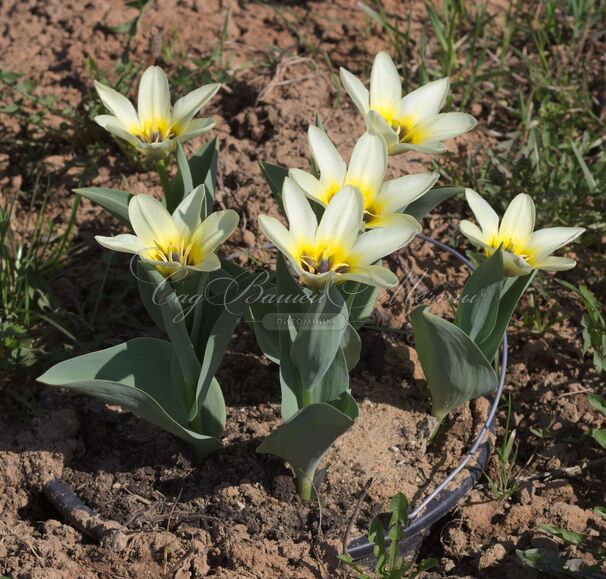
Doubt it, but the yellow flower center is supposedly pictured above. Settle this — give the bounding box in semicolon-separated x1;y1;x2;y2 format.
390;116;425;145
486;235;533;263
144;235;204;278
296;245;350;276
135;117;177;143
321;181;343;205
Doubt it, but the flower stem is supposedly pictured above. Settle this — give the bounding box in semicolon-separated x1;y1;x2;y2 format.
156;159;178;212
296;472;314;501
189;411;204;435
301;387;313;407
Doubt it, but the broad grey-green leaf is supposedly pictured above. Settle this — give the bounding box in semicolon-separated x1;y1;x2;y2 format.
197;377;226;439
341;323;361;371
411;306;497;422
478;271;536;361
343;281;378;330
455;247;503;343
290;284;348;390
177;142;194;193
309;348;350;405
37;338;221;457
256;401;357;489
260;162;288;215
74;187;132;222
137;261;166;331
170;138;217;216
137;264;201;391
405;186;463;220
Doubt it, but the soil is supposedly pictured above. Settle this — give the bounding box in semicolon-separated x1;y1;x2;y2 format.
1;1;605;578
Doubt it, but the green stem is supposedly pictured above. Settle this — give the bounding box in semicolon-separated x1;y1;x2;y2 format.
156;159;178;212
301;388;313;407
189;411;204;435
428;413;445;444
296;472;314;501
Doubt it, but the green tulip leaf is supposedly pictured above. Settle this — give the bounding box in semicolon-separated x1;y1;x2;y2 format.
260;162;288;215
341;323;361;371
256;400;358;494
343;281;377;330
74;187;132;222
171;138;217;216
405;186;463;220
290;284;348;390
411;305;498;422
136;264;201;392
477;271;536;361
176;142;194;195
38;338;221;457
455;247;503;343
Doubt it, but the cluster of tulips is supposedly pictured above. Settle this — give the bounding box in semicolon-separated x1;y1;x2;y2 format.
40;53;583;499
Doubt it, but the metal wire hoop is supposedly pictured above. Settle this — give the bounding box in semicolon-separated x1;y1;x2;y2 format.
347;234;507;560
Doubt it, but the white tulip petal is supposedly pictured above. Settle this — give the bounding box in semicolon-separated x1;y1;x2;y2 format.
316;185;363;255
282;177;318;246
171;83;220;130
503;252;532;277
339;265;398;288
95;233;143;254
300;269;335;288
94;82;140;129
389;141;447;155
137;66;171;126
533;256;577;271
365;211;422;229
459;220;489;248
345;133;387;205
378;172;439;213
465;189;499;240
365;110;400;150
369;52;402;121
399;77;449;124
499;193;535;249
307;126;346;189
129;194;179;249
136;139;176;160
528;227;584;261
351;217;420;265
339;67;370;114
412;112;477;144
189;253;222;272
94;115;140;147
258;215;293;258
172;185;205;236
174;118;215;142
190;209;239;261
289;168;327;206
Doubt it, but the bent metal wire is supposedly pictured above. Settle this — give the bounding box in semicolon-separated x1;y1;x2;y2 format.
347;234;508;561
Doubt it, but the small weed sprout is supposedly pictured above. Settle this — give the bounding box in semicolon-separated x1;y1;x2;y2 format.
338;492;437;579
485;395;521;501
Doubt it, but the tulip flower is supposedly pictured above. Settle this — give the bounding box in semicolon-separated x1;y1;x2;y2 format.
96;186;238;278
94;65;220;160
340;52;476;155
258;177;420;288
290;127;439;228
460;189;585;276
